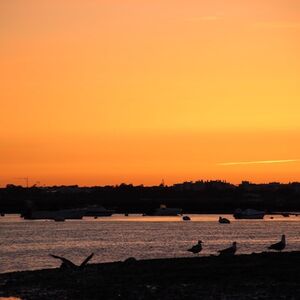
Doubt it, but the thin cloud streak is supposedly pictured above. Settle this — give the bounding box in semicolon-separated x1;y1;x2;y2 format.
218;159;300;166
253;22;300;29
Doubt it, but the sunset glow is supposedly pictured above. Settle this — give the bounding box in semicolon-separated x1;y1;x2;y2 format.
1;0;300;186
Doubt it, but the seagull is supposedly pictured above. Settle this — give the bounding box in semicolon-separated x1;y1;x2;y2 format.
49;253;94;270
218;242;237;256
187;240;203;254
268;235;286;251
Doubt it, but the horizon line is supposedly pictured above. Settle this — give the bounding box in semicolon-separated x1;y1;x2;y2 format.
2;179;300;188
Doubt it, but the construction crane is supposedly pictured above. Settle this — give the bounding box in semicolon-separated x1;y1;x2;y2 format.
15;177;29;188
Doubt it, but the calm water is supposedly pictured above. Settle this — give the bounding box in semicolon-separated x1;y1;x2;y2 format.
1;214;300;273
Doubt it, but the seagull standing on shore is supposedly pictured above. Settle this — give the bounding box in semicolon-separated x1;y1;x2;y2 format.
187;240;203;254
218;242;237;256
268;235;286;251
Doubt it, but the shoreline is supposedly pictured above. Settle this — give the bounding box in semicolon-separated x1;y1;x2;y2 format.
1;251;300;299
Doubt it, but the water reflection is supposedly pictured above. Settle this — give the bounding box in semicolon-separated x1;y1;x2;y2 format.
0;214;299;273
1;213;299;222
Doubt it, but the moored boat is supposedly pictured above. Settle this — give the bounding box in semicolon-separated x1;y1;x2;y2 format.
146;205;182;216
23;209;85;220
233;208;265;219
84;206;114;217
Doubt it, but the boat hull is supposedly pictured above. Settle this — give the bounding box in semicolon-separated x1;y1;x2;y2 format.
146;208;182;216
23;209;85;220
233;214;265;219
233;209;265;220
84;206;115;217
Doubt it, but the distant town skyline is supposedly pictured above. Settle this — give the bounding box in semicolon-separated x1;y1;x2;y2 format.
1;0;300;186
1;176;300;189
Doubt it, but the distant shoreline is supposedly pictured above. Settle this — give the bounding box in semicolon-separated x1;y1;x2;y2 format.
1;251;300;299
2;181;300;215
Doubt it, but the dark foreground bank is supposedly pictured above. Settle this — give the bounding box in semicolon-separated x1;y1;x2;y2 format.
1;252;300;300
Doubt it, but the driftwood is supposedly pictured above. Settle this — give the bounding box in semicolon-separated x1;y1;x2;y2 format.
49;253;94;270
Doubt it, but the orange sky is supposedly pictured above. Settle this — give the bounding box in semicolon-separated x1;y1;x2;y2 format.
1;0;300;186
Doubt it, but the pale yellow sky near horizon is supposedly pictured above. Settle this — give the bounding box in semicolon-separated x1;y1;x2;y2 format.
1;0;300;186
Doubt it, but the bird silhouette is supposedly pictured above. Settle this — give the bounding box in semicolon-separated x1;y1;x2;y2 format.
219;216;230;224
218;242;237;256
268;235;286;251
50;253;94;270
187;240;203;254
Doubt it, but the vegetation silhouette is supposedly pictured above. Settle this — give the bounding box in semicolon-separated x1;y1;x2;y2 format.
1;180;300;214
